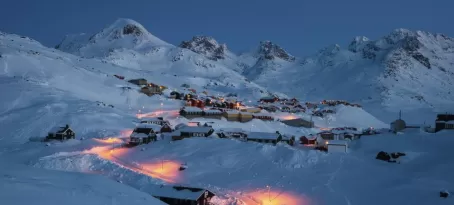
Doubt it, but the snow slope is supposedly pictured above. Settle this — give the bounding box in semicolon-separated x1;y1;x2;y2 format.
0;162;166;205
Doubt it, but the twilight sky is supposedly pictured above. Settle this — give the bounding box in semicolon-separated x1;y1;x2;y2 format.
0;0;451;56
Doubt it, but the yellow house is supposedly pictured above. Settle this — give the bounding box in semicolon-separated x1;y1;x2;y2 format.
239;112;253;122
240;107;261;113
223;110;240;121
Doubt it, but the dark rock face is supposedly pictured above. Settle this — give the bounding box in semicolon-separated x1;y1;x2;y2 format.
258;41;295;62
179;36;227;61
122;24;143;36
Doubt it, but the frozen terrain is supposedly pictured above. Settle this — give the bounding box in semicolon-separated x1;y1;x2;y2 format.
1;19;454;205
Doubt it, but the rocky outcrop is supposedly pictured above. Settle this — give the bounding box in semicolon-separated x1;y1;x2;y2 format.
257;41;295;62
179;36;227;61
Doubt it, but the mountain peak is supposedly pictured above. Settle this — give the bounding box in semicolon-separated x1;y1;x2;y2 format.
256;41;295;62
55;18;170;57
89;18;152;42
348;36;369;52
179;36;227;61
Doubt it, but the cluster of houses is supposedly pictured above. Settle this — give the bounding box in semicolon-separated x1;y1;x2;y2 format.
179;107;275;122
321;100;362;108
125;78;167;96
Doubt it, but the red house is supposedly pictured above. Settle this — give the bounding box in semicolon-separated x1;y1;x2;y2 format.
300;135;317;145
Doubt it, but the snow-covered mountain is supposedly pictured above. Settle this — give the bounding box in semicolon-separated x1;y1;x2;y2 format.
246;29;454;118
56;19;273;98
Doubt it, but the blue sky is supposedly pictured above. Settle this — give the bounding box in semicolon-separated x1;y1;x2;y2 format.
0;0;450;56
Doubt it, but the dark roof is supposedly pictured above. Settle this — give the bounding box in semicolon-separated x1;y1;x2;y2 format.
48;126;71;134
148;185;214;200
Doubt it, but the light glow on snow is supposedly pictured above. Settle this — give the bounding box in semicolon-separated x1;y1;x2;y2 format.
141;160;182;182
93;137;124;144
246;188;308;205
136;110;179;119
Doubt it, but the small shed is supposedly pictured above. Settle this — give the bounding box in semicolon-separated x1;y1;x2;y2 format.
128;78;147;86
148;185;215;205
259;96;278;103
47;124;75;141
327;140;348;153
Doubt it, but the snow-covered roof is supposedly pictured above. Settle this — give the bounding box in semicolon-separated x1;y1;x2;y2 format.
303;135;318;140
219;128;246;133
225;110;239;114
147;185;210;200
239;112;253;115
204;109;222;114
140;117;164;122
175;123;187;130
182;107;203;112
130;133;149;138
179;126;213;133
48;126;70;134
247;132;279;140
252;113;273;117
136;123;162;130
327;140;348;145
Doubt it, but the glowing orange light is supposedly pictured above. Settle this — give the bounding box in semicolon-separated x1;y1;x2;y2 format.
141;160;182;181
136;110;179;119
93;138;124;144
281;115;298;120
85;146;179;183
246;189;309;205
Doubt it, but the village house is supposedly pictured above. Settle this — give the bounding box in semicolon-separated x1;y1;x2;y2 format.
203;109;223;119
280;118;314;128
140;83;164;96
140;117;170;126
435;113;454;132
129;123;159;145
239;112;253;122
223;110;240;121
300;134;318;145
47;124;75;141
148;185;215;205
262;106;277;112
246;131;286;145
128;78;147;86
172;126;214;141
280;106;292;112
240;107;261;113
252;113;274;121
179;107;204;119
217;128;248;139
160;123;173;133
